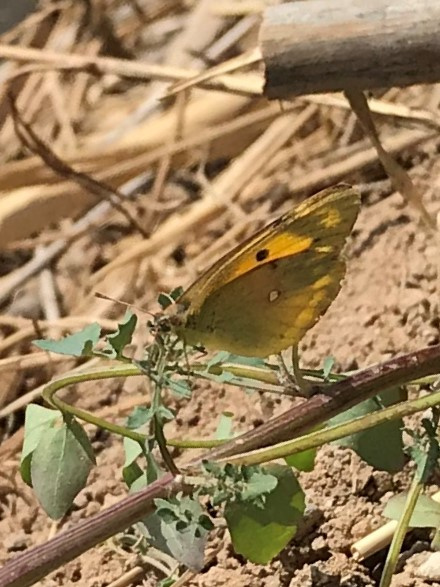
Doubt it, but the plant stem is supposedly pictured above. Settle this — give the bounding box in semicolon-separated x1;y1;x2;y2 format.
6;344;440;586
208;387;440;466
193;344;440;463
380;410;439;586
0;472;181;587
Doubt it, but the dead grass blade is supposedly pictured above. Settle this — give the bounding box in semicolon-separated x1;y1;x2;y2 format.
165;46;262;97
345;89;436;232
9;97;149;237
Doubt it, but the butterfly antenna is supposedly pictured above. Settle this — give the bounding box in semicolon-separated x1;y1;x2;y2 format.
94;291;153;317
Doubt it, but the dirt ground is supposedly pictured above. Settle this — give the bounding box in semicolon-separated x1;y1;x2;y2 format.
1;2;440;587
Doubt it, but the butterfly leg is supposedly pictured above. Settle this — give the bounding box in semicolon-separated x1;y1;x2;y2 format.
291;346;313;397
274;348;313;397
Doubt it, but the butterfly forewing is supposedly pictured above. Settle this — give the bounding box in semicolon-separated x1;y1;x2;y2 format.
177;184;360;357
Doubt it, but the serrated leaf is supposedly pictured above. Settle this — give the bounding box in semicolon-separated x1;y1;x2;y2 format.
158;289;182;310
31;419;95;519
157;405;175;422
383;494;440;528
170;286;184;301
330;389;405;472
101;311;137;359
241;471;278;501
167;378;192;398
127;406;154;430
144;496;211;570
225;465;305;563
21;405;62;486
33;323;101;357
160;520;208;570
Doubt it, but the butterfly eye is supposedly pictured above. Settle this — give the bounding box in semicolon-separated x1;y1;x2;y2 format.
268;290;280;302
256;248;269;262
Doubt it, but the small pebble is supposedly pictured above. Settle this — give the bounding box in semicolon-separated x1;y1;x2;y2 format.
417;552;440;581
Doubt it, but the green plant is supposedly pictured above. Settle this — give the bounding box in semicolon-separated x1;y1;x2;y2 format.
3;300;440;587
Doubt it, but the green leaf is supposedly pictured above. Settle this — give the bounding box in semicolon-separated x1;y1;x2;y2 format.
223;354;267;368
285;446;316;472
158;518;208;571
225;465;305;564
127;405;173;430
33;323;101;357
170;286;184;301
155;405;175;424
167;378;192;398
141;496;212;570
322;356;335;379
129;455;163;494
202;462;278;507
206;351;230;368
123;460;143;487
127;452;162;491
100;311;137;359
215;412;234;440
330;388;405;472
241;470;278;502
123;437;145;486
127;406;154;430
153;496;213;571
158;287;183;309
21;405;61;486
207;352;266;370
383;493;440;528
31;418;95;519
205;366;236;383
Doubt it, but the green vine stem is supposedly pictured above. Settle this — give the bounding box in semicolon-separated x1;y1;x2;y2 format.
212;387;440;466
195;344;440;463
40;359;342;450
380;411;439;587
42;365;225;449
380;471;424;587
43;365;147;443
3;344;440;587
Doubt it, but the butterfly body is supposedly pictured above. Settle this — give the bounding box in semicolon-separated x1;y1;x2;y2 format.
176;185;360;358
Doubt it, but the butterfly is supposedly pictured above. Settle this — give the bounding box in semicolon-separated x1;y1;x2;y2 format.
174;184;360;359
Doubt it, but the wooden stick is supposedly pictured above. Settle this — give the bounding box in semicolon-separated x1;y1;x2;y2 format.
351;490;440;561
260;0;440;98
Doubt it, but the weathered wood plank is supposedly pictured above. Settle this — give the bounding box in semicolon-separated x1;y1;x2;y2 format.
260;0;440;97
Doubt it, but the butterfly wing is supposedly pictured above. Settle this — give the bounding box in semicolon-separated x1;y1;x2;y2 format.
177;184;360;357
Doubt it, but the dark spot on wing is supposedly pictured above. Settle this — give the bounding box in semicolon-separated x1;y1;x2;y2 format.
256;248;269;262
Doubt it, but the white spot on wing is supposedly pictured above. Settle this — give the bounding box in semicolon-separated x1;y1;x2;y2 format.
269;290;280;302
